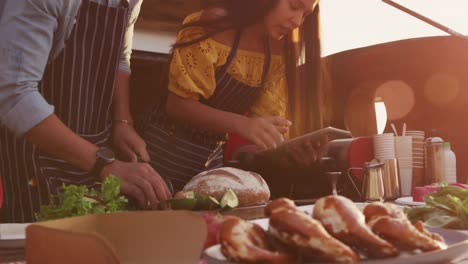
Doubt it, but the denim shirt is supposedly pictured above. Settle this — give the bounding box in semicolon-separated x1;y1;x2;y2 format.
0;0;142;136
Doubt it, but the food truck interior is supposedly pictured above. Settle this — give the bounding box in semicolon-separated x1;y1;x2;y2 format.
130;0;468;199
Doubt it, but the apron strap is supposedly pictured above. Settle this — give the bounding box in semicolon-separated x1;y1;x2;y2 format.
216;29;242;77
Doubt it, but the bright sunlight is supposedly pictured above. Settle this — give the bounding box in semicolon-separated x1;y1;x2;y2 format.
320;0;468;56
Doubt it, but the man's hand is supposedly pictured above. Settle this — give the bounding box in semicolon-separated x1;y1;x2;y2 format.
100;160;172;209
112;122;150;162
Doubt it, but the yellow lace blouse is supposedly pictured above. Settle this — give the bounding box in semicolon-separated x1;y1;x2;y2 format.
168;12;288;118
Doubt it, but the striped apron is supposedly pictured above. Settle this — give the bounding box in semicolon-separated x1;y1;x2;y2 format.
142;31;272;192
0;0;129;223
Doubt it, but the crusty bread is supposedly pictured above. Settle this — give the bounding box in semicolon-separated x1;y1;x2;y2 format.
182;167;270;207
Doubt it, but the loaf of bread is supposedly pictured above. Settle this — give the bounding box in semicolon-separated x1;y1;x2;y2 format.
182;167;270;207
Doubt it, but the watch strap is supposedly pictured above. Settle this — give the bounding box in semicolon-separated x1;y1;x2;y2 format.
91;148;115;180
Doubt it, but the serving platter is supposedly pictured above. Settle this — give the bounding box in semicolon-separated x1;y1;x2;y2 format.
203;204;468;264
394;196;425;207
0;223;28;248
204;238;468;264
0;224;29;262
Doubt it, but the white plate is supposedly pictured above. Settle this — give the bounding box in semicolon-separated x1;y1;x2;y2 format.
0;224;29;240
204;228;468;264
395;197;425;207
0;224;28;249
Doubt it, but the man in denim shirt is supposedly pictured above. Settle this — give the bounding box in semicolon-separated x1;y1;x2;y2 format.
0;0;171;222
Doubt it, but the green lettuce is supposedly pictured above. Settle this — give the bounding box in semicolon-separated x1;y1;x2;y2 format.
406;184;468;229
36;175;128;221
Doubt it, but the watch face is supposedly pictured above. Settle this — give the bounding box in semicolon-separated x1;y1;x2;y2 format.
97;147;115;162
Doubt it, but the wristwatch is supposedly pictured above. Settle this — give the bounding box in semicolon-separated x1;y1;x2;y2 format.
91;147;116;179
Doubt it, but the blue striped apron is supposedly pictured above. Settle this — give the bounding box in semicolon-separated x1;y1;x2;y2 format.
143;31;272;192
0;0;129;223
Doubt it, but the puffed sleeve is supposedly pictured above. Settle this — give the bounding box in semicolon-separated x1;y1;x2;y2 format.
168;13;220;100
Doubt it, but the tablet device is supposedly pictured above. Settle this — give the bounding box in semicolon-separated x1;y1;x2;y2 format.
256;126;352;156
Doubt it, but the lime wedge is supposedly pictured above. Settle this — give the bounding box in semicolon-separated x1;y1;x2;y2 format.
167;197;197;210
206;196;221;210
220;189;239;209
194;193;220;210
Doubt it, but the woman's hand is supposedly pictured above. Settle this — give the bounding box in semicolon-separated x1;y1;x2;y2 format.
285;134;328;167
112;122;150;162
100;160;172;210
235;116;292;150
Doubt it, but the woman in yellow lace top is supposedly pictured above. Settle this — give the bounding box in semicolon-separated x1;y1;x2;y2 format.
169;12;288;119
142;0;326;192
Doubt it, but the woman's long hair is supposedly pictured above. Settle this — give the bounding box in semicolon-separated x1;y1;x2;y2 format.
172;0;278;47
158;0;331;137
285;5;332;136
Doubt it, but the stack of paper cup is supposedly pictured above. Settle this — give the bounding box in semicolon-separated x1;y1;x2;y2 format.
395;136;413;196
373;133;396;160
406;130;425;189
